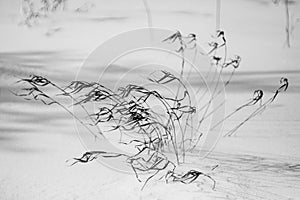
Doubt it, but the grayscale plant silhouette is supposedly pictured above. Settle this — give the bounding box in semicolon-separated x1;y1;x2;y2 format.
13;29;289;190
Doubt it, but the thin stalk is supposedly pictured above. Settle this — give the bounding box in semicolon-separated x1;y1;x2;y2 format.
284;0;291;47
50;82;103;135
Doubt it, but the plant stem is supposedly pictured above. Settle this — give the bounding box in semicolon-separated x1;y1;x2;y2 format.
284;0;291;47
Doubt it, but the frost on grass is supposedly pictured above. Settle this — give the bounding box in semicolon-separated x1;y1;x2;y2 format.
14;30;288;190
19;0;94;27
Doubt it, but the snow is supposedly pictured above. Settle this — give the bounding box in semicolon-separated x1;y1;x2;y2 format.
0;0;300;199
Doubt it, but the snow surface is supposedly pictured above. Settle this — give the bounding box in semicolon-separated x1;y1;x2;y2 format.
0;0;300;199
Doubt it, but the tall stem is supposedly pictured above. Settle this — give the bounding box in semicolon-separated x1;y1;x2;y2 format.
216;0;221;31
284;0;290;47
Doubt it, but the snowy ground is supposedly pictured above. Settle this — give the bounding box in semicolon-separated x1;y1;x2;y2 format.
1;0;300;199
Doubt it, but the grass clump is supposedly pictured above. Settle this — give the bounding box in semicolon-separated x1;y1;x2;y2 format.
14;30;288;190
